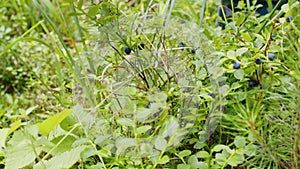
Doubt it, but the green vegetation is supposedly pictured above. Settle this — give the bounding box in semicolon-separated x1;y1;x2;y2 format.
0;0;299;168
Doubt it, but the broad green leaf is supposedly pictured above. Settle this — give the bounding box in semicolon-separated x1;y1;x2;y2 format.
0;128;9;148
36;109;72;136
116;118;134;126
157;155;169;164
5;126;41;169
178;150;192;158
234;136;246;148
33;145;88;169
155;136;167;151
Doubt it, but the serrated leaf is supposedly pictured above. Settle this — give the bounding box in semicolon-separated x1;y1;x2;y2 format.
33;146;87;169
5;126;41;169
36;109;72;136
234;136;246;148
157;155;169;164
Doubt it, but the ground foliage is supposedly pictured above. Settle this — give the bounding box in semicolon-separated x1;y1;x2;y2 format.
0;0;299;168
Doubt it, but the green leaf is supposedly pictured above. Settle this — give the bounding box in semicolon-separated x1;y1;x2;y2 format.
243;144;257;156
234;136;246;148
227;50;236;59
241;33;251;41
155;136;167;151
213;144;227;152
87;5;99;18
234;70;244;80
8;119;21;135
198;162;209;169
5;126;42;169
157;155;169;164
236;13;245;26
227;152;245;166
215;153;227;165
178;150;192;158
33;145;88;169
236;47;248;56
188;155;199;168
195;150;210;158
36;109;72;136
25;105;38;116
136;125;152;135
149;92;168;102
116;118;134;126
177;164;191;169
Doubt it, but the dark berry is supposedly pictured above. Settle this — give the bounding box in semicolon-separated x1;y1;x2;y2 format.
124;47;131;54
271;34;276;39
249;80;259;87
138;43;145;50
146;129;153;135
144;104;150;109
286;16;292;22
255;58;262;65
233;61;241;69
178;41;184;47
208;93;216;98
268;53;275;60
191;48;196;54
